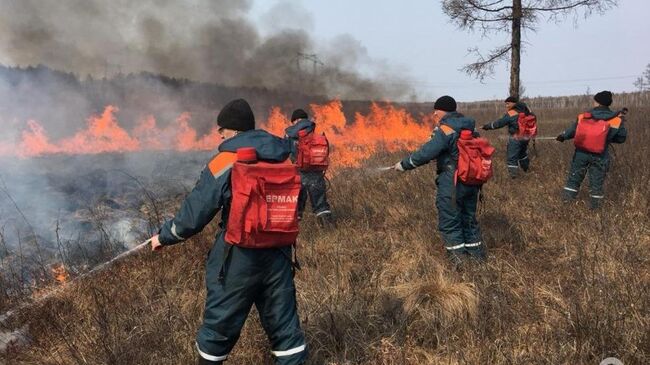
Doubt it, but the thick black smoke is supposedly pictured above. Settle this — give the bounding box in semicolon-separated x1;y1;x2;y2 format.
0;0;413;100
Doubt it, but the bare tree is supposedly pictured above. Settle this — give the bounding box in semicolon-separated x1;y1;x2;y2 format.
633;63;650;92
442;0;618;98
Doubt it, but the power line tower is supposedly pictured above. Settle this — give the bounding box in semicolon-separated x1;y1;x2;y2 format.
294;52;324;92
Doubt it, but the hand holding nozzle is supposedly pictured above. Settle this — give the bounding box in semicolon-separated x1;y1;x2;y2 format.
148;235;163;252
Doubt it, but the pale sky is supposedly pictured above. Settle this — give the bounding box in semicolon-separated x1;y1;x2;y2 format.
251;0;650;101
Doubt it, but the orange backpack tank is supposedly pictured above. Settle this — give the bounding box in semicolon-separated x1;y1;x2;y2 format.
456;130;495;185
574;112;610;154
515;113;538;140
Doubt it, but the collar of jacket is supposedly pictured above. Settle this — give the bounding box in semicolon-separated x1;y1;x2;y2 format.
285;119;316;138
218;129;291;162
441;111;464;120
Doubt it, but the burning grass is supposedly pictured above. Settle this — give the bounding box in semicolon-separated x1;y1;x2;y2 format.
1;106;649;364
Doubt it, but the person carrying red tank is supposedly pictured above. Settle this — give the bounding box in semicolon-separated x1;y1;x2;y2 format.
392;96;491;267
556;91;627;209
149;99;307;365
284;109;333;226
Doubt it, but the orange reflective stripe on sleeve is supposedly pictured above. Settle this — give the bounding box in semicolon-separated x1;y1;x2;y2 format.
608;117;622;128
439;125;455;135
208;152;238;179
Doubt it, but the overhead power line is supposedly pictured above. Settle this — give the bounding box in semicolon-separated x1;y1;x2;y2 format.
381;74;639;89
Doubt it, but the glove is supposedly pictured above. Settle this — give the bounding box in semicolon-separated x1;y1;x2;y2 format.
394;161;405;172
556;134;565;142
481;124;490;130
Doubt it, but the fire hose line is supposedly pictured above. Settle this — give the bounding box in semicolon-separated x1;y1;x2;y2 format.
0;239;152;324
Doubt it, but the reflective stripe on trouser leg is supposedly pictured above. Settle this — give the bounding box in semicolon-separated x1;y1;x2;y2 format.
564;151;589;198
457;182;485;260
445;243;465;250
436;172;465;248
506;138;520;176
518;140;530;172
519;155;530;172
301;171;331;215
271;344;307;357
197;234;256;359
457;182;482;245
255;246;307;365
587;155;607;200
196;343;228;362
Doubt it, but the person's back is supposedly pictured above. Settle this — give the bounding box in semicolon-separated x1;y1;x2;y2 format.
394;96;487;267
482;97;534;178
150;99;307;365
556;91;627;209
284;109;333;226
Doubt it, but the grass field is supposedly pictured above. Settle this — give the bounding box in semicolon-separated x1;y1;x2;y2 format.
3;105;649;364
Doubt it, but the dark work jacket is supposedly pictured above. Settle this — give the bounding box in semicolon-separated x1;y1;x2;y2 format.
159;130;292;245
400;112;477;174
284;119;316;162
484;102;532;135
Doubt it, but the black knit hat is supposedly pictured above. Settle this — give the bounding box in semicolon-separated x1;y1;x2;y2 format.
291;108;309;122
433;95;457;112
217;99;255;131
505;96;518;103
594;91;613;106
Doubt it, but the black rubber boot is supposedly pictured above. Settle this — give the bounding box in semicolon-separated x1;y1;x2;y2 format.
446;250;465;271
466;246;487;262
317;212;336;229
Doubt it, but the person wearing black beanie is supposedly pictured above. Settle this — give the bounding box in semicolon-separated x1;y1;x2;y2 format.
216;98;255;135
593;90;613;107
151;97;308;365
433;95;457;112
556;90;628;209
284;108;333;226
291;109;309;122
481;97;535;178
392;95;487;267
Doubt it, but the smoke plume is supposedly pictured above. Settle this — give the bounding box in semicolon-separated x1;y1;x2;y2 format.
0;0;413;100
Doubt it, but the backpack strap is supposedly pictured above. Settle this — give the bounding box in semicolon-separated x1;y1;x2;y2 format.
218;243;233;283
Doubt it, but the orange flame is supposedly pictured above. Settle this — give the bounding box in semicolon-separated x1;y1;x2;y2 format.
59;106;140;154
1;101;436;170
265;106;289;138
52;264;69;284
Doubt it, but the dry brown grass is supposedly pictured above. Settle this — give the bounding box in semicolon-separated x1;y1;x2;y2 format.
3;106;649;364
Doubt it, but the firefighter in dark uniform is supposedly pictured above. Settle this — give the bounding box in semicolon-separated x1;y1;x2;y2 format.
393;96;486;265
482;96;533;178
149;99;307;365
556;91;627;209
285;109;333;225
